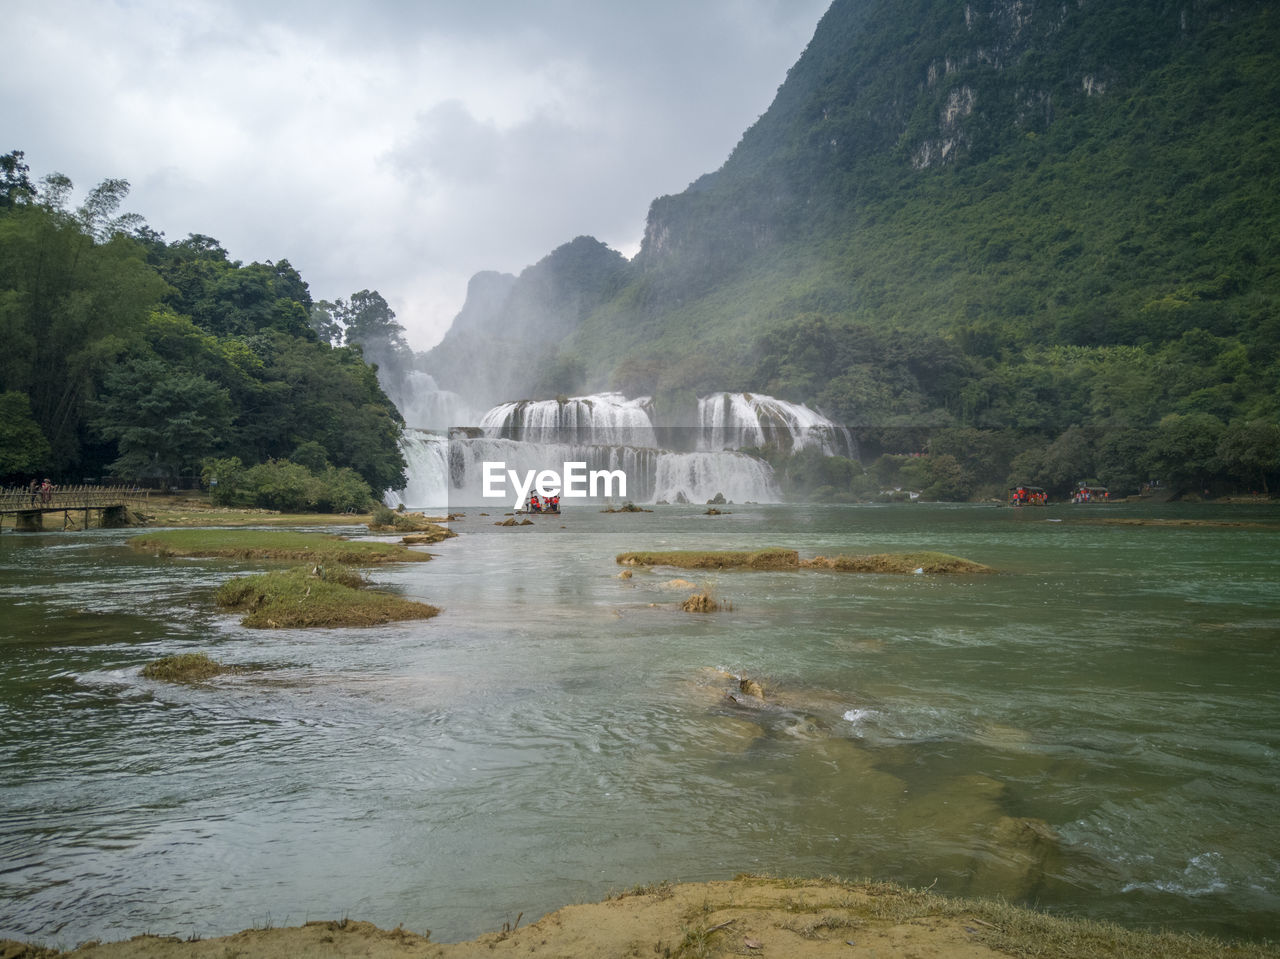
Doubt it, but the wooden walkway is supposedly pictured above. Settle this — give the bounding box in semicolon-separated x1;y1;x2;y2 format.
0;485;151;531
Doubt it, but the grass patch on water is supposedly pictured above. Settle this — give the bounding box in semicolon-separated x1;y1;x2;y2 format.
616;548;992;573
128;528;431;565
617;548;800;569
141;652;238;683
801;551;994;574
216;565;440;628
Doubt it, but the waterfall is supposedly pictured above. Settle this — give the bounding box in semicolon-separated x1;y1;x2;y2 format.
386;390;851;507
389;429;451;507
386;432;672;507
698;393;855;457
386;433;781;508
479;393;657;447
653;451;781;504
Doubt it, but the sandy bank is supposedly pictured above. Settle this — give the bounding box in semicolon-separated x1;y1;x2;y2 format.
13;876;1276;959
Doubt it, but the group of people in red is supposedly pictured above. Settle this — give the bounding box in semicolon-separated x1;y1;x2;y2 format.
27;478;53;505
527;494;560;513
1071;487;1109;503
1010;486;1046;506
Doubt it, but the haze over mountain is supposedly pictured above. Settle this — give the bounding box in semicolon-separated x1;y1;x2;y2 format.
421;0;1279;479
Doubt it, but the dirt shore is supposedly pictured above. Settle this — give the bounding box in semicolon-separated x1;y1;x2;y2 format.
9;876;1276;959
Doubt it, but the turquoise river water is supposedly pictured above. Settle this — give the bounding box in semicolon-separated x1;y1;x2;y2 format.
1;502;1278;946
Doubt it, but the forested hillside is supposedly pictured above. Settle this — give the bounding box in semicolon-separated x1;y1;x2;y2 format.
428;0;1280;498
0;152;408;508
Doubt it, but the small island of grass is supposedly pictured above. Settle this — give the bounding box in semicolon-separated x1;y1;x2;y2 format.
142;652;240;683
216;565;440;628
128;528;432;565
801;551;994;574
616;548;992;574
617;548;800;569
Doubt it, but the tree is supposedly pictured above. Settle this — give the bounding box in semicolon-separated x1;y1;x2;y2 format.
0;191;167;470
336;289;411;372
1144;412;1225;492
927;427;1020;487
0;390;51;478
234;332;406;492
898;453;972;501
309;300;343;345
1007;427;1095;496
76;177;144;241
201;456;373;513
147;237;314;340
1094;427;1148;495
1;150;35;208
1217;419;1280;493
92;358;233;484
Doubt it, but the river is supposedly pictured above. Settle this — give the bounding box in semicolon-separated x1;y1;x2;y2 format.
1;502;1278;946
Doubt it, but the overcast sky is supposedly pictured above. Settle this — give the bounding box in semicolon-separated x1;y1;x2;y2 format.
5;1;829;350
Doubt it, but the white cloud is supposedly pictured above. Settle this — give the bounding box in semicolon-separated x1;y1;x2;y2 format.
3;0;830;349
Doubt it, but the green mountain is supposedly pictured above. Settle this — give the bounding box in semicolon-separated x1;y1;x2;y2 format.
425;0;1280;496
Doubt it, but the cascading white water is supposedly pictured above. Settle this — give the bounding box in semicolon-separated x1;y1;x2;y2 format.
479;393;657;447
386;432;669;507
698;392;854;457
388;429;451;507
387;389;849;507
653;451;781;504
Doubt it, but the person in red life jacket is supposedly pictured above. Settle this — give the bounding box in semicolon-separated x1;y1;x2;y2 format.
550;495;560;512
530;494;541;512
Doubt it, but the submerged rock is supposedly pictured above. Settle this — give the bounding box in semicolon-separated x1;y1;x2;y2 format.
681;590;730;612
738;677;764;699
369;511;458;536
400;523;456;544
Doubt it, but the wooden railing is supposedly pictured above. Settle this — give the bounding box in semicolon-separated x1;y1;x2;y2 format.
0;485;151;514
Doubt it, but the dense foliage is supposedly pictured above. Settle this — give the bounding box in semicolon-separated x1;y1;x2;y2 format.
0;151;407;503
200;457;374;514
